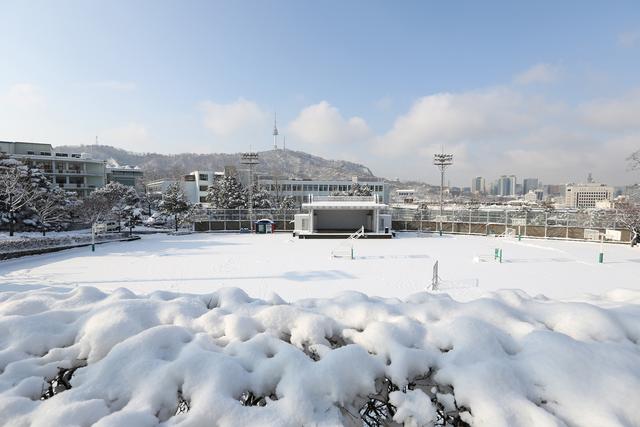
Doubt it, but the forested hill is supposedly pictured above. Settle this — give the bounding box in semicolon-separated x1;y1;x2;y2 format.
54;145;377;181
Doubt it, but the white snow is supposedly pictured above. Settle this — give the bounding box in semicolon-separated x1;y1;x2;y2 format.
0;232;638;301
0;286;638;426
1;232;639;426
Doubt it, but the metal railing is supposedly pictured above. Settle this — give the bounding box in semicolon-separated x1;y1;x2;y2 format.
191;208;301;223
392;206;624;233
188;206;629;239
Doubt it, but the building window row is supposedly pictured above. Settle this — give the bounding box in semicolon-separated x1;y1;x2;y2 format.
259;183;384;192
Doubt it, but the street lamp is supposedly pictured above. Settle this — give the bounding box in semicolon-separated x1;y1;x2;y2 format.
433;152;453;217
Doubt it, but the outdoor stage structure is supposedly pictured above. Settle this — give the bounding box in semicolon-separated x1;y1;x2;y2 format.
293;195;393;239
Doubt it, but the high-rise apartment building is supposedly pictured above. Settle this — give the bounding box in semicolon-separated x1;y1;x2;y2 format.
471;176;485;194
522;178;539;195
497;175;516;196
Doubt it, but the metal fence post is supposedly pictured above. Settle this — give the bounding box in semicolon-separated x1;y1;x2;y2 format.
505;210;508;233
486;210;489;235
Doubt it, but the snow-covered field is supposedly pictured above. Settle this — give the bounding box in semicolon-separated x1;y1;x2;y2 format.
0;232;639;301
1;233;639;426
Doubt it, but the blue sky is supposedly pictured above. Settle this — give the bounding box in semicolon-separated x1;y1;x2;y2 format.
1;0;639;185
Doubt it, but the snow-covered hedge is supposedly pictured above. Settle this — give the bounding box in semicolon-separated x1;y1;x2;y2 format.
0;287;639;426
0;234;126;255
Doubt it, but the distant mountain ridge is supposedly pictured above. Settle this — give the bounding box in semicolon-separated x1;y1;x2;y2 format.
54;145;377;181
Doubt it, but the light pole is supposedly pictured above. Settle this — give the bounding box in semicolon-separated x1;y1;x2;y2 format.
433;152;453;217
241;152;260;226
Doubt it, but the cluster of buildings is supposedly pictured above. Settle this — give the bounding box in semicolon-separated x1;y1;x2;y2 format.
1;140;390;208
396;172;638;211
148;169;390;206
3;139;636;212
468;173;626;209
0;141;143;197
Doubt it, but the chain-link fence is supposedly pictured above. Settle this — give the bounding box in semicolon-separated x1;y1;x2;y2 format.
391;207;629;241
190;208;301;232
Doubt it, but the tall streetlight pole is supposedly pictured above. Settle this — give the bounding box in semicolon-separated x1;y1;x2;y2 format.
241;152;260;225
433;152;453;217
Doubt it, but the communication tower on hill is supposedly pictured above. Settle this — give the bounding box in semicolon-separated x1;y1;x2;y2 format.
273;113;279;149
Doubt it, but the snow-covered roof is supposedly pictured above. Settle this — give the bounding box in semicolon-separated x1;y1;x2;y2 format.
302;200;388;209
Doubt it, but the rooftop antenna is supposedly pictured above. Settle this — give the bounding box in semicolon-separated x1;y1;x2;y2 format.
272;112;279;150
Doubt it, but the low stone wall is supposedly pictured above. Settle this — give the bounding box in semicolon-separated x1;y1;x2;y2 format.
0;235;141;261
392;221;632;243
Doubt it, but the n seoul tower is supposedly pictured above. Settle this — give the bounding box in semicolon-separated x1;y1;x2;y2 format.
272;113;279;149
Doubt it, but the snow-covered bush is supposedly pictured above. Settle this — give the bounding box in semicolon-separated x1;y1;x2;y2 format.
0;287;638;426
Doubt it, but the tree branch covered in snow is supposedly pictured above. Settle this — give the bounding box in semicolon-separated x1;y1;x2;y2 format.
0;155;69;236
628;149;640;171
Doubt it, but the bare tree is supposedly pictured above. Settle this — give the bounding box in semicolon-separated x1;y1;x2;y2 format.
31;187;75;236
82;182;139;230
0;156;39;236
617;202;640;247
628;150;640;171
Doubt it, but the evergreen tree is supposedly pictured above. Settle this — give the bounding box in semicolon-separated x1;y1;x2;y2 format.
251;185;273;209
350;183;372;196
206;176;247;209
160;182;191;231
279;195;298;210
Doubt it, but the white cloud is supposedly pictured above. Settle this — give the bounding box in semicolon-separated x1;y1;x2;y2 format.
287;101;372;148
200;98;268;138
618;30;640;48
4;83;46;110
514;63;561;85
374;88;538;157
579;89;640;131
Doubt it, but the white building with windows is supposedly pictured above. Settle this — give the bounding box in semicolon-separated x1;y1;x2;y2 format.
148;171;226;204
182;170;225;204
257;176;389;205
565;183;614;208
0;141;108;198
106;166;143;187
395;189;415;204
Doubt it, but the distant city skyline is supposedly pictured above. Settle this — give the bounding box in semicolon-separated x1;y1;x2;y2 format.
1;1;639;186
